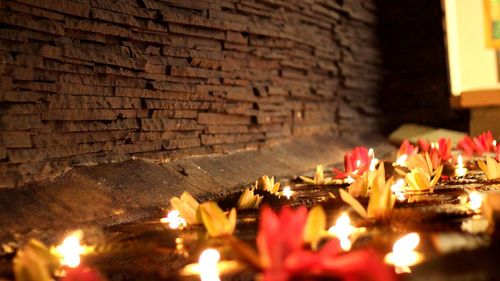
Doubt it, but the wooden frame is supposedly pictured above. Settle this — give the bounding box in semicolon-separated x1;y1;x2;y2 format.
450;88;500;108
484;0;500;48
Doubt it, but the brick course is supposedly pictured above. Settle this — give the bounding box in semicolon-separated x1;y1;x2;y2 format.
0;0;382;187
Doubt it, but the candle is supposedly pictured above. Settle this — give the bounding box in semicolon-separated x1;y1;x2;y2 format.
328;212;355;251
199;249;221;281
468;191;483;211
384;233;423;274
344;175;355;184
282;186;294;199
53;234;86;268
394;154;407;167
455;154;468;177
390;179;406;201
160;210;187;229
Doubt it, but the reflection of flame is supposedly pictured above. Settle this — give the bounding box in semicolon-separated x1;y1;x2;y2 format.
385;232;422;273
54;235;85;268
369;158;378;171
161;210;187;229
468;192;483;211
391;179;406;201
494;140;497;147
199;249;221;281
395;154;407;167
455;154;468;177
328;212;354;251
355;160;361;167
282;186;293;199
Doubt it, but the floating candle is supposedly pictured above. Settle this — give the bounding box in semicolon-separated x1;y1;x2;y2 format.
161;210;187;229
328;212;355;251
282;186;294;199
199;249;221;281
384;232;423;274
455;154;468;177
54;234;86;268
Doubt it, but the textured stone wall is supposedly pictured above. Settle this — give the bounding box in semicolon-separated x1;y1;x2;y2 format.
0;0;382;188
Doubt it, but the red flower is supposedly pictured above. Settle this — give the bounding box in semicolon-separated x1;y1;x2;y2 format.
458;131;497;157
398;140;418;158
258;206;308;281
417;138;452;168
62;266;105;281
257;206;396;281
334;146;373;179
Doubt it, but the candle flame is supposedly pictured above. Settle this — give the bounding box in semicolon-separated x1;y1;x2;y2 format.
454;154;468;177
493;140;497;146
468;192;483;211
282;186;294;199
391;179;406;201
385;232;422;273
161;210;187;229
368;148;374;157
199;249;221;281
54;234;85;268
393;232;420;253
345;176;355;184
369;158;378;171
457;154;464;167
328;212;354;251
395;154;407;167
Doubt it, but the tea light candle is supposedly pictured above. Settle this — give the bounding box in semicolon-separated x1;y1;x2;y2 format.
455;154;468;177
282;186;294;199
53;234;86;268
384;232;423;274
161;210;187;229
328;212;356;251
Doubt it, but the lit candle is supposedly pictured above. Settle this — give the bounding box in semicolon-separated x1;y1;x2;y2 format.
344;175;355;184
390;179;406;201
468;191;483;211
53;234;86;268
161;210;187;229
328;212;355;251
199;249;221;281
384;232;423;274
455;154;468;177
282;186;294;199
394;154;407;167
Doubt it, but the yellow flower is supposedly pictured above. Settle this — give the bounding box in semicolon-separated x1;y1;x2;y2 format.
255;175;280;194
477;156;500;180
200;201;237;237
405;165;442;192
299;164;343;185
302;205;326;250
170;192;200;225
340;164;395;218
237;188;263;209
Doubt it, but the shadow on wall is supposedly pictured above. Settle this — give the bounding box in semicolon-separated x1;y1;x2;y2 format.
375;0;469;134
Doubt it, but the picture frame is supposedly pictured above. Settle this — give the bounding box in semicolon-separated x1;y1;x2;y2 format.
484;0;500;48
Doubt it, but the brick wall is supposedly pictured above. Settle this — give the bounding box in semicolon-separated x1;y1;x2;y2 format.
0;0;382;188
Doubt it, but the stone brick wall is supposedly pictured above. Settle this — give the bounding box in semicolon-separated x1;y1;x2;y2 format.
0;0;382;188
